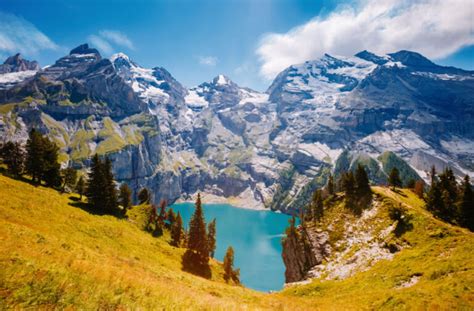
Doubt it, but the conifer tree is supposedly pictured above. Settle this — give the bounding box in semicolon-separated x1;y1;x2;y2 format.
60;167;77;193
171;211;184;247
414;180;425;199
76;176;85;200
207;218;217;258
439;168;458;216
311;189;324;222
327;173;335;196
355;164;371;196
86;154;106;212
42;137;61;188
187;193;209;265
341;171;356;209
152;200;167;236
459;175;473;231
138;188;150;204
166;208;176;229
223;246;240;284
388;167;402;190
25;129;44;184
426;167;444;219
0;141;25;177
103;157;118;214
119;183;132;213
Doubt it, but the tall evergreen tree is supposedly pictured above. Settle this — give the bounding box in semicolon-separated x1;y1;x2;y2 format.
388;167;402;190
103;157;118;213
187;193;209;265
355;164;371;196
426;167;444;219
341;171;356;209
25;129;44;184
76;176;85;200
459;175;473;231
166;208;176;229
207;218;217;258
326;173;335;196
138;188;150;204
439;168;458;217
171;211;184;247
311;189;324;222
414;180;425;199
86;154;106;212
0;141;25;177
42;137;61;188
223;246;240;284
119;183;132;213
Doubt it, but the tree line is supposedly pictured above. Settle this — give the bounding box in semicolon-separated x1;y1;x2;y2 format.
293;163;472;235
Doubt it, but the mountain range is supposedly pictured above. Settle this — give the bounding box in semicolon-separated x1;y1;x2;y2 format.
0;44;473;213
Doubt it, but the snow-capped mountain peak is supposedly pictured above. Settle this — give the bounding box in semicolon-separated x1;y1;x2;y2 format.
214;74;229;85
110;52;131;63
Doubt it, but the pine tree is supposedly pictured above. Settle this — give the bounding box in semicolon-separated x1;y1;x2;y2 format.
223;246;240;284
187;193;209;265
311;189;324;222
171;211;184;247
355;164;371;196
60;167;77;193
25;129;44;184
103;157;118;214
341;171;356;209
166;208;176;229
1;141;25;177
119;183;132;213
388;167;402;190
42;137;61;188
86;154;106;212
439;168;458;218
207;218;217;258
414;180;425;199
151;200;167;236
459;175;473;231
138;188;150;204
327;173;335;196
426;168;444;219
76;176;85;200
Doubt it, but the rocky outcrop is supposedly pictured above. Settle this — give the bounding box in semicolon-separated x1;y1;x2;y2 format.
282;227;330;282
0;53;39;74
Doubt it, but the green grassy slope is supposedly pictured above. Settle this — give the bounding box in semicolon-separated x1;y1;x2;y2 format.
1;174;473;310
0;174;310;310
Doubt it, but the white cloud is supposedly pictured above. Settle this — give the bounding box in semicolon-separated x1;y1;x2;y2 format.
88;35;113;55
257;0;474;79
99;30;134;50
199;56;218;66
0;12;58;56
88;30;134;55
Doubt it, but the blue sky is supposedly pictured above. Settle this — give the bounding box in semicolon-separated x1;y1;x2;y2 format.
0;0;473;91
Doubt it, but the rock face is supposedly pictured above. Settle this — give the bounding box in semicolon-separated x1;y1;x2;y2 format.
0;53;40;74
282;227;330;282
282;194;402;284
0;44;473;212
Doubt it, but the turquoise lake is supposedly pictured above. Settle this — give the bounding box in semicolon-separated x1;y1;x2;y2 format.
170;202;293;292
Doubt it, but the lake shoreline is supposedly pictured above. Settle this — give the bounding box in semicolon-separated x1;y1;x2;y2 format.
174;191;271;211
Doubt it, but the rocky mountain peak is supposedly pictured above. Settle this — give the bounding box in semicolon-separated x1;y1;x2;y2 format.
69;43;101;58
0;53;40;74
387;50;435;69
354;50;389;65
212;74;231;86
